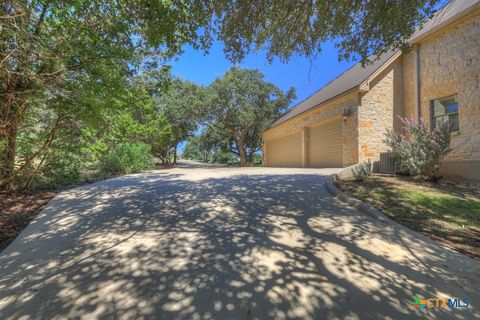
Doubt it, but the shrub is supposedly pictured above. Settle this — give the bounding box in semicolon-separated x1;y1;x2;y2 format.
15;131;83;190
36;154;81;189
384;117;451;181
15;160;81;191
211;150;235;164
101;142;155;175
352;160;372;182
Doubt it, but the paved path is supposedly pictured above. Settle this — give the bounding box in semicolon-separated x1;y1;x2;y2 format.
0;167;479;319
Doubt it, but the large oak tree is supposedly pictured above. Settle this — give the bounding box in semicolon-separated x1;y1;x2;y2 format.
205;67;295;166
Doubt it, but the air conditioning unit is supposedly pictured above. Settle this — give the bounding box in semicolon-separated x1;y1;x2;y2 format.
379;152;398;174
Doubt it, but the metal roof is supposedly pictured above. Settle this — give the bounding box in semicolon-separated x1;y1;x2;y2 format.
268;50;398;128
266;0;480;130
410;0;480;43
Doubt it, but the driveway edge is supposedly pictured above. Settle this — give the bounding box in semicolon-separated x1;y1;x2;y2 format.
324;175;388;222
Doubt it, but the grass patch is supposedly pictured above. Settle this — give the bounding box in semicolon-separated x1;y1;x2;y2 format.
336;175;480;260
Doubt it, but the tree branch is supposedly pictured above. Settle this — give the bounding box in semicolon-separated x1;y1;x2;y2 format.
0;12;27;19
17;116;63;173
34;0;50;35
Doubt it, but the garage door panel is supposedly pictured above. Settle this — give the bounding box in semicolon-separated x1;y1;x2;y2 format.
267;132;302;167
309;118;342;167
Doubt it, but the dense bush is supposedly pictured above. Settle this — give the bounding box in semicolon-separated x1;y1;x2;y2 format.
32;150;82;190
352;161;372;182
385;117;451;181
211;150;236;164
101;143;155;175
252;153;263;165
14;118;84;190
15;159;81;191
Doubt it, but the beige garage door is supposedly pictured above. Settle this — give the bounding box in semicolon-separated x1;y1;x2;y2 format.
266;132;302;167
308;118;343;167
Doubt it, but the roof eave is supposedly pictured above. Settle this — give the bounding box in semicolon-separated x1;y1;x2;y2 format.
264;1;480;135
264;51;401;134
262;86;362;135
409;1;480;44
359;51;402;91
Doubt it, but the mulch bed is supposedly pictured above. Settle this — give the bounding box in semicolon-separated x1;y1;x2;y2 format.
0;191;55;252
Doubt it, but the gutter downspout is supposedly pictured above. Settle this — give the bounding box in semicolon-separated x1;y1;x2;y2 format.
414;45;421;121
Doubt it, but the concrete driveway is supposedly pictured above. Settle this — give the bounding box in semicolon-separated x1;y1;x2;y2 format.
0;166;479;319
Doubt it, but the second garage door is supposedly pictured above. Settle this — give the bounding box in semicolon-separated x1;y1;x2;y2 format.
266;132;302;167
308;118;343;167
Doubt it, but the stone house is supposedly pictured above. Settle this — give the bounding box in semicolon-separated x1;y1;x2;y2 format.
262;0;480;180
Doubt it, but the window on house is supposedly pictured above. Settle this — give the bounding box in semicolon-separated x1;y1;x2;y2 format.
431;95;459;132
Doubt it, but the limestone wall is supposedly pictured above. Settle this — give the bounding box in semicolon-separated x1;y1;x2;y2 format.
358;62;402;162
403;10;480;162
262;92;359;167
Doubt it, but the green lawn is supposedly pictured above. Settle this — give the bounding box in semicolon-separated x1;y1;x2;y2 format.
336;175;480;260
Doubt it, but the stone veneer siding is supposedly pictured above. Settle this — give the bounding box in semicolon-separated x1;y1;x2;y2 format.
402;10;480;162
342;100;359;167
263;8;480;177
262;92;359;167
357;62;402;162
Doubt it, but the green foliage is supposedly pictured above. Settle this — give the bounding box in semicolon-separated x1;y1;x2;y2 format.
79;128;109;170
352;161;372;182
155;78;205;163
29;150;82;190
8;73;172;190
204;67;295;166
13;103;84;190
1;0;445;191
101;143;155;176
385;117;451;181
208;0;441;64
183;125;236;164
252;153;263;166
183;136;205;161
0;0;202;190
144;116;174;156
211;150;237;164
183;133;213;162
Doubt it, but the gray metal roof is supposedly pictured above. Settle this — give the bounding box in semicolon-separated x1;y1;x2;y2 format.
267;0;480;130
410;0;480;43
268;50;398;128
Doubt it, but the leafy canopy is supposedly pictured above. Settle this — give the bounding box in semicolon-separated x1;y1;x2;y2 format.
206;0;444;63
204;67;295;165
155;78;205;142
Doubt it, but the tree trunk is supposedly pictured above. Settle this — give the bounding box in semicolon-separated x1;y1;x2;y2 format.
0;93;21;192
173;140;178;164
22;150;48;190
158;148;168;165
0;118;18;192
236;138;247;166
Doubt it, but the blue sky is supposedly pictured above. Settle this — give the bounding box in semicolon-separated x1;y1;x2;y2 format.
170;41;357;107
170;40;358;152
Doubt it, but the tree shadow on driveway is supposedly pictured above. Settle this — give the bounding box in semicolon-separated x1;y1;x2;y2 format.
0;170;479;319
